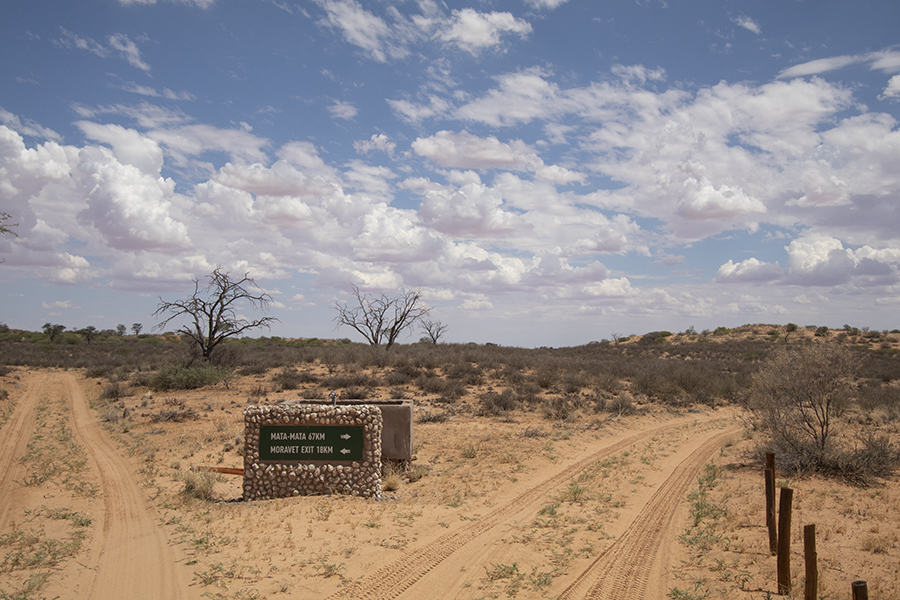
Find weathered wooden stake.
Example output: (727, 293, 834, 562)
(777, 487, 794, 595)
(851, 580, 869, 600)
(765, 468, 777, 554)
(804, 524, 817, 600)
(766, 451, 775, 473)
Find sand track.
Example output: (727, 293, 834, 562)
(329, 416, 737, 600)
(62, 372, 190, 600)
(0, 372, 189, 599)
(0, 372, 45, 530)
(557, 427, 739, 600)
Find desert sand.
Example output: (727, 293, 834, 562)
(0, 367, 897, 599)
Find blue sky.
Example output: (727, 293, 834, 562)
(1, 0, 900, 347)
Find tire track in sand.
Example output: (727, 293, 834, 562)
(557, 427, 740, 600)
(0, 372, 47, 529)
(63, 372, 189, 600)
(327, 416, 733, 600)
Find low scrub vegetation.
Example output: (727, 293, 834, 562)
(2, 323, 899, 483)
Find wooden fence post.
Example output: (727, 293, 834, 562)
(766, 468, 777, 554)
(804, 524, 817, 600)
(851, 580, 868, 600)
(777, 487, 794, 595)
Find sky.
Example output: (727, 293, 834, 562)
(1, 0, 900, 347)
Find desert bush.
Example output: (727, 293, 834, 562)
(416, 374, 466, 399)
(417, 410, 450, 424)
(382, 461, 403, 492)
(149, 364, 229, 391)
(299, 387, 324, 400)
(856, 383, 900, 418)
(743, 344, 891, 479)
(99, 381, 133, 401)
(562, 372, 587, 394)
(151, 408, 200, 423)
(533, 366, 559, 389)
(444, 362, 483, 385)
(341, 386, 371, 400)
(592, 371, 622, 394)
(639, 331, 672, 345)
(272, 367, 307, 390)
(321, 372, 378, 389)
(541, 395, 573, 421)
(478, 389, 519, 416)
(180, 469, 218, 501)
(129, 371, 154, 387)
(747, 344, 857, 451)
(607, 392, 637, 416)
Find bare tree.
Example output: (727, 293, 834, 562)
(333, 285, 430, 350)
(420, 318, 448, 344)
(153, 267, 279, 360)
(1, 211, 17, 264)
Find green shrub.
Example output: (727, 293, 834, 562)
(148, 364, 229, 391)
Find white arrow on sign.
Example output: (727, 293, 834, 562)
(340, 448, 351, 455)
(340, 433, 351, 440)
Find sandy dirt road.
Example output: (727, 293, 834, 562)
(0, 371, 191, 599)
(0, 371, 43, 531)
(62, 372, 192, 600)
(328, 415, 739, 600)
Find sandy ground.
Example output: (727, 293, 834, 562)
(0, 368, 897, 599)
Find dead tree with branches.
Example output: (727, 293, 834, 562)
(333, 285, 430, 350)
(153, 267, 279, 361)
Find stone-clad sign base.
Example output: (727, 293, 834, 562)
(243, 404, 383, 500)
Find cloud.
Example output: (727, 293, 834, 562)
(116, 82, 196, 101)
(437, 9, 532, 55)
(147, 124, 270, 166)
(417, 180, 526, 238)
(354, 133, 396, 157)
(0, 108, 61, 141)
(387, 95, 451, 123)
(524, 0, 570, 8)
(777, 48, 900, 79)
(117, 0, 216, 8)
(716, 258, 783, 283)
(75, 148, 191, 252)
(882, 74, 900, 99)
(733, 16, 761, 35)
(716, 235, 900, 288)
(676, 170, 766, 221)
(412, 130, 538, 170)
(42, 300, 75, 309)
(72, 101, 190, 129)
(314, 1, 532, 62)
(76, 122, 164, 175)
(315, 0, 409, 63)
(55, 29, 152, 72)
(328, 100, 358, 120)
(108, 33, 151, 72)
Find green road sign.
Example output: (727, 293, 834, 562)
(259, 425, 364, 462)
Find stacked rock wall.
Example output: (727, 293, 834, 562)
(243, 404, 382, 500)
